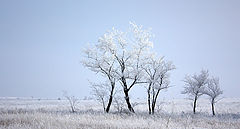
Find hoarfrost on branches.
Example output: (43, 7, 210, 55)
(203, 77, 223, 115)
(82, 22, 174, 113)
(182, 69, 209, 114)
(142, 55, 175, 114)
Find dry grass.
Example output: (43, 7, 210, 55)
(0, 98, 240, 129)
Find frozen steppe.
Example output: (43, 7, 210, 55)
(0, 97, 239, 129)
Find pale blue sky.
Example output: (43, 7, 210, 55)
(0, 0, 240, 99)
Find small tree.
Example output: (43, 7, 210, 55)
(63, 91, 78, 113)
(143, 56, 175, 114)
(182, 70, 209, 114)
(113, 95, 125, 113)
(203, 77, 223, 116)
(90, 81, 117, 112)
(90, 82, 107, 112)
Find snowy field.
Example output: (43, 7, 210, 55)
(0, 97, 240, 129)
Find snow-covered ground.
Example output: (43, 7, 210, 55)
(0, 97, 239, 129)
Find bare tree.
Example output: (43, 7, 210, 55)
(63, 91, 78, 113)
(113, 95, 126, 113)
(90, 82, 108, 112)
(90, 81, 119, 112)
(143, 56, 175, 114)
(182, 70, 209, 114)
(203, 77, 223, 116)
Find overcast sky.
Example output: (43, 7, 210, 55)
(0, 0, 240, 99)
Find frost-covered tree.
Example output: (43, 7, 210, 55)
(203, 77, 223, 116)
(182, 70, 209, 114)
(95, 22, 154, 113)
(142, 55, 175, 114)
(82, 41, 116, 113)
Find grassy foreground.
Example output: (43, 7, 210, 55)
(0, 98, 239, 129)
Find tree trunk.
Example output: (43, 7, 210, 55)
(71, 106, 75, 113)
(105, 83, 115, 113)
(124, 89, 135, 113)
(121, 74, 135, 113)
(151, 95, 156, 115)
(193, 96, 197, 114)
(101, 97, 106, 112)
(211, 100, 215, 116)
(151, 88, 161, 115)
(151, 97, 157, 115)
(147, 83, 152, 114)
(152, 101, 155, 114)
(151, 77, 163, 115)
(105, 95, 113, 113)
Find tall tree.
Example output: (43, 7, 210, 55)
(182, 70, 209, 114)
(86, 22, 154, 113)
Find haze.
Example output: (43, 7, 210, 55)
(0, 0, 240, 99)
